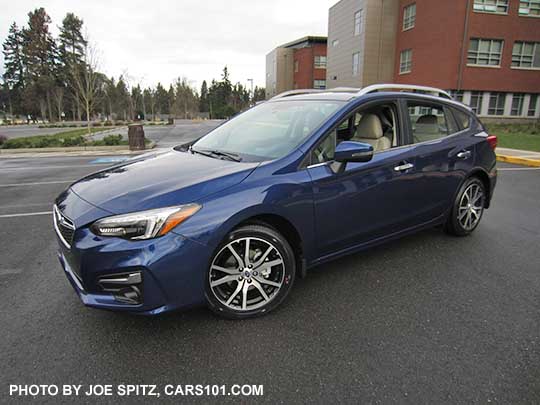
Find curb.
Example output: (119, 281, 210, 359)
(496, 154, 540, 167)
(0, 141, 156, 158)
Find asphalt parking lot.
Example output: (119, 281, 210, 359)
(0, 125, 79, 139)
(0, 126, 539, 403)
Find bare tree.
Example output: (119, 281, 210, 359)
(70, 39, 101, 134)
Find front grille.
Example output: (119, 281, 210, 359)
(53, 205, 75, 249)
(58, 223, 74, 245)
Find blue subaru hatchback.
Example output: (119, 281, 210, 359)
(54, 84, 497, 318)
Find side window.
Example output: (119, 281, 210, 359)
(407, 101, 458, 143)
(451, 108, 471, 131)
(310, 103, 398, 165)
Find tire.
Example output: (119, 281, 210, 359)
(445, 177, 486, 236)
(204, 224, 296, 319)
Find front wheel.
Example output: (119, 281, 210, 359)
(205, 224, 296, 319)
(445, 177, 486, 236)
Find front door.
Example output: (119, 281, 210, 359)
(306, 101, 427, 258)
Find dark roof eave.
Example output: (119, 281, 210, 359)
(279, 36, 328, 49)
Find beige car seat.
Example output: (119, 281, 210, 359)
(353, 114, 391, 151)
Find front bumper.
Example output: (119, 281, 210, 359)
(56, 222, 211, 315)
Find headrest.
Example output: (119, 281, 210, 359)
(356, 114, 383, 139)
(416, 114, 438, 125)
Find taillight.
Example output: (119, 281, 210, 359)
(487, 135, 497, 150)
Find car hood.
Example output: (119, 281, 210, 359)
(69, 150, 259, 214)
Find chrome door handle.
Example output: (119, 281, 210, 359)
(457, 150, 471, 159)
(394, 162, 414, 172)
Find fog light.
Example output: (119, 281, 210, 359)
(98, 272, 143, 305)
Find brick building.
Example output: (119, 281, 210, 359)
(265, 36, 327, 99)
(325, 0, 540, 120)
(394, 0, 540, 120)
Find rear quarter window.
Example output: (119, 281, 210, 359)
(451, 108, 472, 131)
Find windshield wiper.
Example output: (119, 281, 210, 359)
(191, 147, 242, 162)
(190, 147, 215, 159)
(206, 150, 242, 162)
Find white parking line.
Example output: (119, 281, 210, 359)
(0, 180, 75, 187)
(1, 164, 108, 171)
(0, 211, 52, 219)
(498, 167, 540, 171)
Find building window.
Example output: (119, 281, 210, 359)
(511, 94, 525, 116)
(512, 42, 540, 68)
(399, 49, 412, 74)
(449, 90, 464, 102)
(470, 91, 484, 114)
(332, 39, 339, 47)
(488, 92, 506, 115)
(468, 39, 503, 66)
(314, 55, 327, 69)
(354, 10, 363, 36)
(473, 0, 509, 13)
(403, 3, 416, 30)
(528, 94, 539, 116)
(352, 52, 360, 76)
(313, 80, 326, 90)
(294, 60, 299, 73)
(519, 0, 540, 16)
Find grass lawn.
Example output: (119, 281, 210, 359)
(486, 123, 540, 152)
(1, 127, 117, 149)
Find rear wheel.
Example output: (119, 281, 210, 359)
(205, 225, 296, 319)
(445, 177, 486, 236)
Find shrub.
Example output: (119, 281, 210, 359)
(91, 121, 103, 127)
(115, 120, 125, 126)
(103, 134, 123, 145)
(34, 137, 60, 148)
(0, 134, 7, 146)
(63, 136, 86, 147)
(104, 120, 113, 126)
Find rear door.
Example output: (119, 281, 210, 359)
(403, 98, 477, 218)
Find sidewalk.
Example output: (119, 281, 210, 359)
(496, 147, 540, 167)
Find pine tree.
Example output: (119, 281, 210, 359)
(253, 86, 266, 102)
(167, 84, 175, 117)
(2, 22, 25, 90)
(21, 8, 58, 120)
(59, 13, 87, 120)
(2, 22, 25, 116)
(154, 83, 168, 115)
(115, 76, 129, 120)
(199, 80, 209, 112)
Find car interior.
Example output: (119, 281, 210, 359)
(408, 104, 454, 143)
(311, 104, 397, 165)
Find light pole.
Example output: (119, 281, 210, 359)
(247, 78, 254, 103)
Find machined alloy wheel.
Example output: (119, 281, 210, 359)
(457, 183, 485, 231)
(205, 225, 295, 318)
(445, 177, 486, 236)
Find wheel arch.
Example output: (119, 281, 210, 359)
(467, 168, 492, 208)
(235, 214, 305, 278)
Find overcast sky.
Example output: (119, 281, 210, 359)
(1, 0, 337, 91)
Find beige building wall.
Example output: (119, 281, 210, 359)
(265, 48, 294, 98)
(326, 0, 398, 89)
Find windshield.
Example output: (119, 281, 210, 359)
(192, 100, 344, 162)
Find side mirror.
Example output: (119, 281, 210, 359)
(334, 141, 374, 163)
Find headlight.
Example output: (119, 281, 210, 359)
(90, 204, 201, 240)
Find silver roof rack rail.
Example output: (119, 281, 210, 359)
(357, 84, 451, 99)
(327, 87, 362, 93)
(270, 89, 322, 100)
